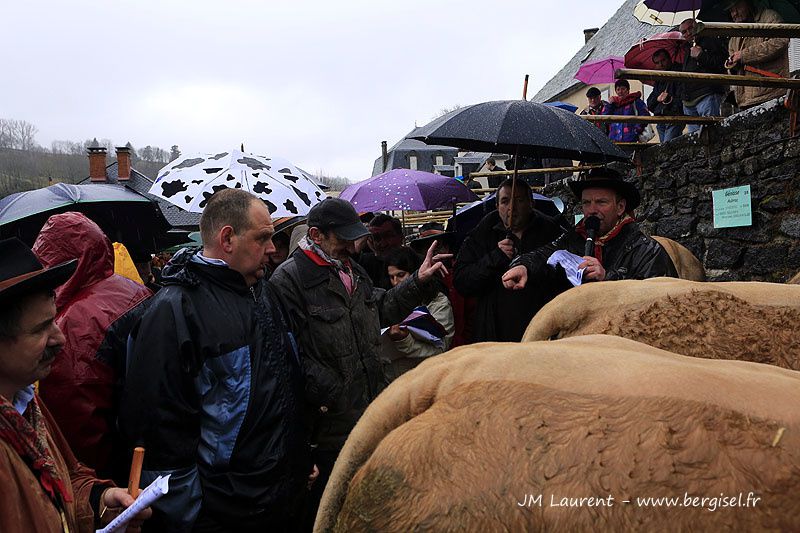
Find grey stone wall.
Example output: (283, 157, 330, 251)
(544, 98, 800, 282)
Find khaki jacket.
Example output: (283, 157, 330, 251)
(728, 8, 790, 108)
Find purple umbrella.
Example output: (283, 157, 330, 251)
(574, 56, 626, 85)
(339, 169, 478, 212)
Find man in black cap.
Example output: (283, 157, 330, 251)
(269, 197, 450, 529)
(0, 237, 150, 532)
(580, 87, 609, 135)
(502, 169, 676, 292)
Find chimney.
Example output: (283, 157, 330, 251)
(381, 140, 388, 171)
(583, 28, 599, 43)
(116, 144, 132, 181)
(88, 138, 108, 182)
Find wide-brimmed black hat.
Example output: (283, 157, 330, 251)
(567, 168, 641, 211)
(0, 237, 77, 305)
(307, 198, 370, 241)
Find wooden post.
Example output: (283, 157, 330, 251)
(695, 21, 800, 38)
(128, 447, 145, 498)
(616, 68, 800, 89)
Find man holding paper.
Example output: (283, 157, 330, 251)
(502, 169, 676, 292)
(0, 237, 150, 533)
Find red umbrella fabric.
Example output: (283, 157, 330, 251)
(624, 31, 688, 71)
(574, 56, 626, 85)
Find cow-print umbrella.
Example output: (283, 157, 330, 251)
(149, 149, 327, 217)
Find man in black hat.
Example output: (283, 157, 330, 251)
(270, 197, 450, 529)
(502, 169, 676, 292)
(0, 237, 150, 532)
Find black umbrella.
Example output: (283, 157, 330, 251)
(0, 183, 187, 253)
(410, 100, 629, 163)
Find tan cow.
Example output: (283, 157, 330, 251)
(522, 278, 800, 370)
(316, 335, 800, 532)
(651, 236, 705, 281)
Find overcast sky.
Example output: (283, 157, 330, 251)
(1, 0, 625, 182)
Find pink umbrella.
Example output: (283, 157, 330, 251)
(624, 31, 688, 71)
(574, 56, 626, 85)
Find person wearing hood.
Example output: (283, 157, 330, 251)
(119, 189, 313, 532)
(31, 212, 152, 483)
(603, 79, 651, 142)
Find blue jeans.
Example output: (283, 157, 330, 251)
(657, 123, 684, 142)
(683, 92, 723, 134)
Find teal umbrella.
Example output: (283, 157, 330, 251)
(0, 183, 186, 252)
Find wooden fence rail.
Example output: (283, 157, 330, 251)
(615, 68, 800, 89)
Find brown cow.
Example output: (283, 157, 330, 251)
(522, 278, 800, 370)
(316, 335, 800, 532)
(651, 236, 705, 281)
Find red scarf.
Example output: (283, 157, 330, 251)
(575, 214, 635, 263)
(610, 91, 642, 107)
(0, 394, 72, 509)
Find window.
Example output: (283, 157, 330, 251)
(409, 154, 418, 170)
(435, 155, 444, 166)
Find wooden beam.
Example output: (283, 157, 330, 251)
(581, 115, 722, 124)
(695, 22, 800, 38)
(469, 164, 602, 178)
(615, 68, 800, 89)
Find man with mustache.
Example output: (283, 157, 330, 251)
(0, 237, 150, 532)
(270, 197, 451, 529)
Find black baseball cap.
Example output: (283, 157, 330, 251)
(586, 87, 601, 98)
(307, 198, 370, 241)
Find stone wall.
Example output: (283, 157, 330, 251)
(544, 98, 800, 282)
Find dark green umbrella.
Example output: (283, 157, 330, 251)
(0, 183, 188, 253)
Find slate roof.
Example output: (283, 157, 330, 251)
(371, 133, 459, 176)
(79, 162, 201, 229)
(532, 0, 670, 103)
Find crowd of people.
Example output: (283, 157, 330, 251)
(0, 166, 681, 532)
(580, 1, 790, 144)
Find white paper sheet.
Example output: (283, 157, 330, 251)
(547, 250, 586, 286)
(96, 474, 170, 533)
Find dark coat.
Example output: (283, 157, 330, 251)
(120, 249, 310, 530)
(270, 248, 438, 452)
(647, 64, 685, 116)
(682, 35, 728, 101)
(515, 222, 678, 293)
(453, 210, 565, 342)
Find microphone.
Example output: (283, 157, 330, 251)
(584, 216, 600, 257)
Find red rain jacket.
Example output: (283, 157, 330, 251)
(32, 212, 151, 478)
